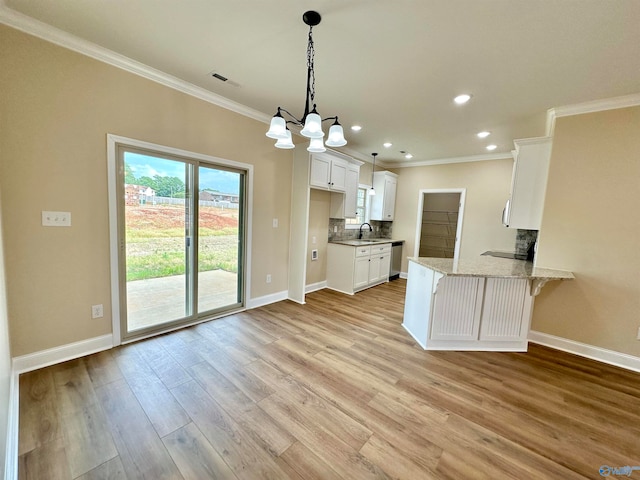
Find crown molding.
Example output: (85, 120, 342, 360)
(0, 4, 271, 124)
(379, 151, 513, 169)
(546, 92, 640, 136)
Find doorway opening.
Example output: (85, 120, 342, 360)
(414, 189, 465, 259)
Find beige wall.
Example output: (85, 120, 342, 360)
(533, 107, 640, 356)
(306, 190, 330, 286)
(392, 159, 518, 271)
(359, 161, 373, 186)
(0, 25, 293, 356)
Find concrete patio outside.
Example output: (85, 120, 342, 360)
(126, 269, 238, 331)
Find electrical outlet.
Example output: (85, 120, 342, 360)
(272, 218, 278, 228)
(91, 304, 104, 319)
(266, 274, 272, 284)
(637, 326, 640, 340)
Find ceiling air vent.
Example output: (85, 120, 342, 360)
(208, 70, 239, 87)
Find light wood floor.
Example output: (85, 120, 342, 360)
(18, 280, 640, 479)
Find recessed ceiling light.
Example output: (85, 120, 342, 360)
(454, 94, 472, 105)
(486, 144, 497, 151)
(477, 131, 491, 138)
(383, 142, 392, 148)
(405, 153, 413, 159)
(351, 125, 362, 132)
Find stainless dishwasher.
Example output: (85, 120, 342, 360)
(389, 241, 404, 280)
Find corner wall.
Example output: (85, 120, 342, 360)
(533, 106, 640, 357)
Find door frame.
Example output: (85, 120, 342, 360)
(413, 188, 466, 260)
(107, 134, 254, 346)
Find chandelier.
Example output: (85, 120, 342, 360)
(265, 11, 347, 152)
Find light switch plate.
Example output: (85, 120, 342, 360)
(42, 211, 71, 227)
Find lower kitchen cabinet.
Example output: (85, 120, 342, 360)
(327, 243, 391, 294)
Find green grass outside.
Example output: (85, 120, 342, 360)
(126, 245, 238, 282)
(126, 227, 238, 241)
(126, 227, 240, 282)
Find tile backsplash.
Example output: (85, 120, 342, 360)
(515, 229, 538, 256)
(328, 219, 393, 242)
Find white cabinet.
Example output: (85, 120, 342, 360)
(310, 152, 347, 192)
(330, 163, 360, 219)
(327, 242, 391, 294)
(370, 171, 398, 221)
(354, 255, 370, 290)
(402, 261, 534, 351)
(368, 244, 392, 284)
(504, 137, 552, 230)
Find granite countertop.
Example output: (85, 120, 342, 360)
(408, 256, 574, 280)
(330, 238, 399, 246)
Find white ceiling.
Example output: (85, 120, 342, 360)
(3, 0, 640, 164)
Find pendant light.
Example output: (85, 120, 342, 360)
(265, 11, 347, 152)
(368, 153, 377, 196)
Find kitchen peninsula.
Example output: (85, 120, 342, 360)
(403, 256, 573, 351)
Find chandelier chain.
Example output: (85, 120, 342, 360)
(307, 27, 315, 104)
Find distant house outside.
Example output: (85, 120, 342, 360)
(124, 184, 156, 205)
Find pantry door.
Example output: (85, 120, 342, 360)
(110, 138, 247, 342)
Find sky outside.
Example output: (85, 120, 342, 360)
(125, 152, 240, 194)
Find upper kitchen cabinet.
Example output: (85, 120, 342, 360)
(370, 171, 398, 221)
(504, 137, 552, 230)
(330, 163, 360, 218)
(310, 151, 348, 192)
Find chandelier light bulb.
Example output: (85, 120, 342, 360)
(274, 129, 295, 149)
(307, 137, 326, 153)
(325, 121, 347, 147)
(266, 114, 287, 139)
(300, 110, 324, 139)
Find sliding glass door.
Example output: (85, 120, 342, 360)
(197, 164, 244, 313)
(117, 146, 244, 340)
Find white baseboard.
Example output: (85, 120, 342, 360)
(305, 281, 326, 294)
(400, 271, 408, 279)
(246, 290, 288, 310)
(528, 330, 640, 373)
(12, 334, 114, 374)
(4, 370, 19, 480)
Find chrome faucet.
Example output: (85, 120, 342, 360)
(358, 222, 373, 239)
